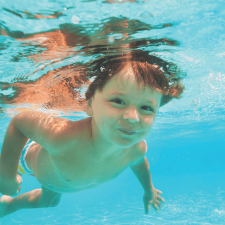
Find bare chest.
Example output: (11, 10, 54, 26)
(53, 150, 131, 186)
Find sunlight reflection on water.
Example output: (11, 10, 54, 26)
(0, 0, 225, 224)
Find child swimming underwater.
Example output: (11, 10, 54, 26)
(0, 51, 184, 217)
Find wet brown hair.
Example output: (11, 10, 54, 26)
(85, 50, 186, 107)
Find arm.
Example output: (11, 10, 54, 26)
(130, 156, 164, 214)
(0, 114, 29, 195)
(130, 156, 154, 195)
(0, 111, 73, 195)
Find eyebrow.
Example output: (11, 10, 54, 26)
(145, 100, 157, 106)
(108, 91, 125, 96)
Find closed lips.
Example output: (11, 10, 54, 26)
(119, 129, 137, 135)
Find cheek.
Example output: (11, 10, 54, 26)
(143, 116, 154, 126)
(96, 107, 119, 126)
(118, 119, 122, 126)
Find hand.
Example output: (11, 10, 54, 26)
(0, 174, 23, 196)
(143, 188, 165, 214)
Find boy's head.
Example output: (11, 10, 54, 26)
(85, 50, 185, 107)
(84, 51, 186, 147)
(86, 62, 162, 147)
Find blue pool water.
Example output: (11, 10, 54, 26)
(0, 0, 225, 224)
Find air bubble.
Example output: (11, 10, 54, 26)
(71, 15, 80, 24)
(108, 36, 114, 43)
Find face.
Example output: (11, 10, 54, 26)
(87, 63, 162, 148)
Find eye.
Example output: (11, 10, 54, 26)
(141, 105, 155, 113)
(111, 98, 125, 105)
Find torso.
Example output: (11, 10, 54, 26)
(25, 117, 142, 193)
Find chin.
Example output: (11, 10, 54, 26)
(114, 138, 137, 148)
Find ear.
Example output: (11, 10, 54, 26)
(86, 98, 93, 116)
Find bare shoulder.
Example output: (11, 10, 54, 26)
(50, 116, 90, 138)
(13, 111, 92, 155)
(128, 140, 147, 163)
(14, 111, 88, 138)
(47, 117, 92, 151)
(132, 139, 147, 154)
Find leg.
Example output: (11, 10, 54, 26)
(0, 186, 62, 218)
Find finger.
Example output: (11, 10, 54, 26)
(155, 200, 161, 209)
(156, 189, 162, 195)
(16, 174, 23, 184)
(157, 195, 165, 203)
(143, 198, 149, 215)
(144, 202, 149, 215)
(153, 202, 159, 212)
(17, 185, 21, 194)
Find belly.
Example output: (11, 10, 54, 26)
(26, 145, 129, 193)
(26, 145, 98, 192)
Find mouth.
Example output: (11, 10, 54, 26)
(119, 128, 137, 136)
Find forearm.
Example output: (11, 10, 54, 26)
(0, 116, 28, 179)
(130, 156, 154, 194)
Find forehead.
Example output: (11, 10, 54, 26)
(100, 63, 162, 104)
(103, 62, 145, 92)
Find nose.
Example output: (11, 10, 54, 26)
(123, 106, 139, 123)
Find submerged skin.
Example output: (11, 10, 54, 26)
(0, 63, 164, 217)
